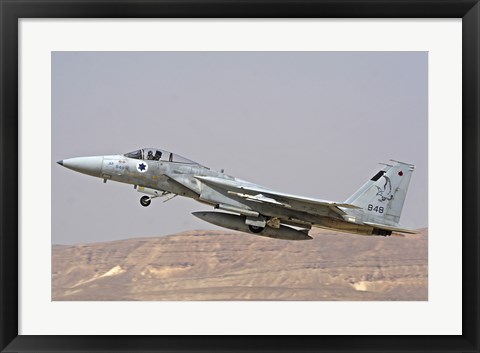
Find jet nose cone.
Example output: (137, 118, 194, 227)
(59, 156, 104, 178)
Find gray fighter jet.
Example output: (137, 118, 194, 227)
(57, 148, 417, 240)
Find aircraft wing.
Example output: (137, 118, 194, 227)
(195, 176, 361, 216)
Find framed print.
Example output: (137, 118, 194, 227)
(1, 0, 479, 352)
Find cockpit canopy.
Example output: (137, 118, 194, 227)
(124, 148, 199, 165)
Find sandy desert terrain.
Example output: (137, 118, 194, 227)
(52, 228, 427, 301)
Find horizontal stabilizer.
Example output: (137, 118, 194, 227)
(363, 222, 419, 234)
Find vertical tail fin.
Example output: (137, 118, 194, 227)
(345, 160, 415, 225)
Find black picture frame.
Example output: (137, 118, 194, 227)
(1, 1, 478, 352)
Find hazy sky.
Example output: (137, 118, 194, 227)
(52, 51, 428, 245)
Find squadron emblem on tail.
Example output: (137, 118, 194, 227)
(375, 175, 394, 202)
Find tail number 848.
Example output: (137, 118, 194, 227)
(367, 204, 384, 213)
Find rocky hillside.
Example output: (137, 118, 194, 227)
(52, 228, 428, 301)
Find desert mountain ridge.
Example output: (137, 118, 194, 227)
(52, 228, 428, 301)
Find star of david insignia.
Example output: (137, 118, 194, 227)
(137, 162, 148, 172)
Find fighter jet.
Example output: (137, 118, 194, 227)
(57, 148, 417, 241)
